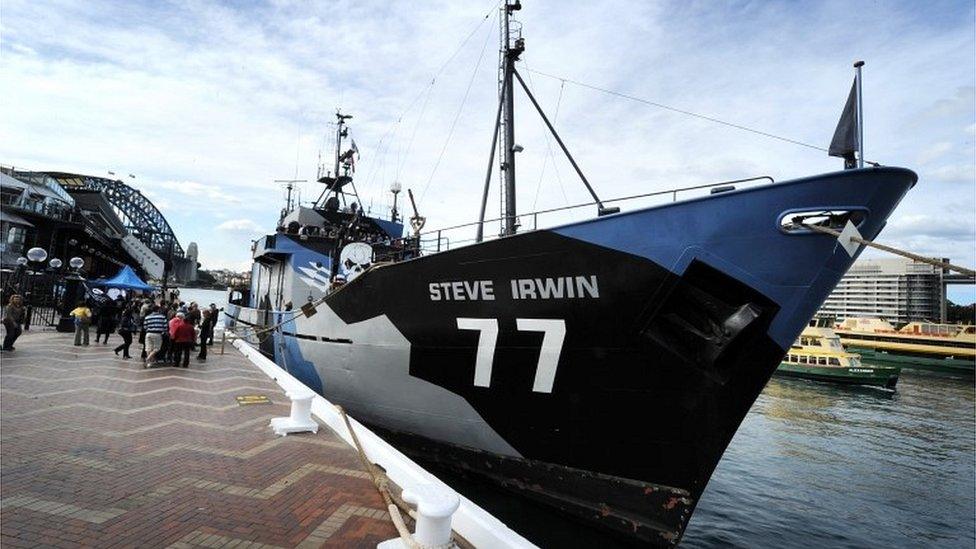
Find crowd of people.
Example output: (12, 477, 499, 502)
(68, 296, 221, 368)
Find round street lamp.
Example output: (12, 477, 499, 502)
(49, 258, 63, 269)
(16, 257, 28, 266)
(27, 247, 48, 263)
(57, 257, 87, 332)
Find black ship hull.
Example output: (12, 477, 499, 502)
(227, 167, 917, 545)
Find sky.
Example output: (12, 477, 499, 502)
(1, 0, 974, 302)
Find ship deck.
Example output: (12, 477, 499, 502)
(0, 330, 398, 548)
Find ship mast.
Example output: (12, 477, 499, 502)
(313, 111, 360, 209)
(500, 0, 523, 236)
(475, 1, 612, 243)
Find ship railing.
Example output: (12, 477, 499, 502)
(414, 175, 773, 254)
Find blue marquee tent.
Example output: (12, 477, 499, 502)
(91, 265, 156, 292)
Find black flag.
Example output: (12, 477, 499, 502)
(829, 79, 858, 168)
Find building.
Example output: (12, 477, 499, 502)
(819, 257, 947, 324)
(1, 166, 196, 285)
(201, 268, 250, 288)
(2, 165, 203, 331)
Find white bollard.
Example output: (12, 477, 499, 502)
(378, 483, 460, 548)
(269, 387, 319, 436)
(403, 483, 460, 547)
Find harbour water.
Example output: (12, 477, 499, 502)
(172, 288, 230, 330)
(419, 371, 975, 548)
(172, 287, 227, 310)
(684, 373, 975, 548)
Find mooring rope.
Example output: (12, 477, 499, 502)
(337, 405, 471, 549)
(800, 222, 976, 276)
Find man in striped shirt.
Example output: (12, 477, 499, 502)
(143, 306, 168, 368)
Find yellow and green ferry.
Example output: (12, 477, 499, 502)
(776, 318, 900, 389)
(834, 318, 975, 377)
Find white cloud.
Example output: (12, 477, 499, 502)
(885, 213, 976, 240)
(917, 141, 953, 165)
(216, 219, 264, 234)
(151, 180, 242, 204)
(0, 0, 973, 271)
(925, 163, 976, 184)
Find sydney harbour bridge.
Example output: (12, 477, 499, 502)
(1, 166, 198, 286)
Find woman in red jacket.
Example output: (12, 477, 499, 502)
(169, 312, 196, 368)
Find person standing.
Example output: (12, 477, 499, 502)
(186, 303, 201, 351)
(2, 294, 26, 351)
(207, 303, 220, 345)
(170, 312, 194, 368)
(95, 299, 116, 344)
(70, 301, 92, 346)
(143, 306, 168, 367)
(138, 299, 151, 359)
(114, 305, 137, 359)
(197, 309, 213, 361)
(160, 304, 177, 363)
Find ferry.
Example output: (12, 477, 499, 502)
(223, 3, 916, 545)
(776, 318, 900, 389)
(834, 318, 975, 377)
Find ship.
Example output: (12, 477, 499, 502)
(775, 317, 899, 389)
(834, 317, 975, 377)
(223, 3, 917, 545)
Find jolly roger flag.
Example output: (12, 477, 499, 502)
(829, 79, 859, 168)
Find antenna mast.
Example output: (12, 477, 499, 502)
(500, 0, 523, 236)
(275, 179, 306, 223)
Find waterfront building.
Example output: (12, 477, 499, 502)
(1, 165, 197, 328)
(202, 268, 251, 287)
(1, 166, 195, 283)
(819, 257, 947, 323)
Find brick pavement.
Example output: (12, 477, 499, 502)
(0, 330, 398, 548)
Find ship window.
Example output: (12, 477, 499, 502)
(800, 337, 808, 346)
(829, 357, 841, 365)
(818, 357, 827, 365)
(799, 356, 808, 364)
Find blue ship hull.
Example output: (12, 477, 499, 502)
(228, 166, 916, 545)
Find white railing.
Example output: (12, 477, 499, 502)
(415, 175, 774, 254)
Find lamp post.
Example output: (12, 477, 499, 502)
(57, 256, 87, 332)
(15, 256, 27, 287)
(22, 247, 47, 331)
(11, 256, 28, 301)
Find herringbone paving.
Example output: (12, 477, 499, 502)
(0, 330, 397, 548)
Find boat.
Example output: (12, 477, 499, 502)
(223, 3, 916, 545)
(775, 318, 899, 389)
(834, 317, 975, 377)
